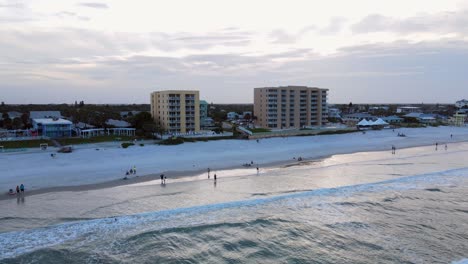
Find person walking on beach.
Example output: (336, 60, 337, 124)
(207, 168, 211, 179)
(435, 142, 438, 151)
(214, 174, 217, 181)
(20, 184, 24, 193)
(445, 144, 448, 151)
(16, 185, 20, 194)
(391, 145, 395, 155)
(160, 174, 164, 184)
(256, 165, 259, 174)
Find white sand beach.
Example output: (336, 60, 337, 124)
(1, 126, 468, 192)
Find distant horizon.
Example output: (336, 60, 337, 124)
(0, 101, 461, 106)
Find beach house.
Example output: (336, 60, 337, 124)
(32, 118, 72, 138)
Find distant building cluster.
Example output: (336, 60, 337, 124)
(1, 87, 466, 141)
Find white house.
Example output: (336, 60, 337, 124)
(32, 118, 72, 138)
(227, 112, 239, 120)
(455, 99, 468, 108)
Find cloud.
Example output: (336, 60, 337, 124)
(78, 2, 109, 9)
(352, 10, 468, 35)
(319, 17, 347, 34)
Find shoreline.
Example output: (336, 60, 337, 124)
(2, 138, 467, 200)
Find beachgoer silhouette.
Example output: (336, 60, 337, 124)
(214, 174, 217, 181)
(445, 144, 447, 150)
(16, 185, 19, 194)
(208, 168, 211, 179)
(160, 174, 164, 184)
(20, 184, 24, 193)
(451, 134, 453, 139)
(435, 142, 438, 151)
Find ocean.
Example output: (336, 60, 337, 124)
(1, 168, 467, 263)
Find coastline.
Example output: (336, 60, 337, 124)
(2, 136, 468, 200)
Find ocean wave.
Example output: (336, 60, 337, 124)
(1, 167, 467, 260)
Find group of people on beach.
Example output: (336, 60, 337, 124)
(8, 184, 25, 196)
(207, 168, 218, 181)
(123, 166, 137, 180)
(126, 166, 137, 175)
(160, 174, 167, 184)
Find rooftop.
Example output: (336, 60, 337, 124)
(32, 118, 72, 125)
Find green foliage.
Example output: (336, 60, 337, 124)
(316, 130, 357, 135)
(121, 142, 135, 148)
(57, 135, 137, 145)
(247, 128, 271, 133)
(0, 139, 52, 149)
(159, 136, 234, 145)
(159, 137, 185, 145)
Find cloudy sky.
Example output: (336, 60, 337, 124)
(1, 0, 468, 104)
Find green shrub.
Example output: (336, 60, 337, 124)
(121, 142, 135, 148)
(159, 137, 185, 145)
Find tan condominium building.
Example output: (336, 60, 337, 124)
(254, 86, 328, 129)
(150, 90, 200, 134)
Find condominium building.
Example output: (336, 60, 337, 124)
(254, 86, 328, 129)
(150, 90, 200, 134)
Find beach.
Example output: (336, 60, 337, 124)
(0, 136, 467, 262)
(1, 126, 468, 194)
(1, 126, 468, 262)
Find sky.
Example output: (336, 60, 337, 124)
(1, 0, 468, 104)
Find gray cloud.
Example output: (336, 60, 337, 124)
(1, 24, 467, 104)
(352, 10, 468, 35)
(78, 2, 109, 9)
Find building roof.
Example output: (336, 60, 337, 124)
(404, 112, 424, 118)
(30, 111, 62, 119)
(7, 111, 23, 119)
(32, 118, 72, 125)
(382, 115, 403, 121)
(105, 119, 131, 128)
(73, 122, 95, 129)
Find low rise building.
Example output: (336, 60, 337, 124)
(227, 112, 240, 120)
(455, 99, 468, 109)
(396, 106, 421, 114)
(32, 118, 72, 138)
(382, 115, 404, 124)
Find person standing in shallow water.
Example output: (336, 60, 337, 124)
(207, 168, 210, 179)
(16, 185, 20, 194)
(20, 184, 24, 193)
(214, 174, 217, 181)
